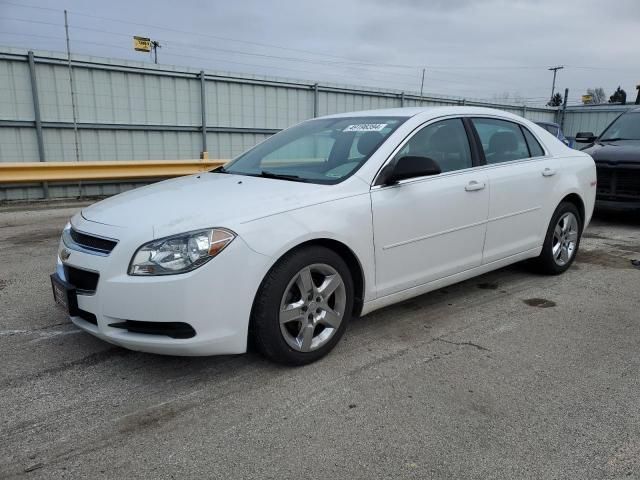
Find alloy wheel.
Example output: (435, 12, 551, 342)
(552, 212, 579, 266)
(279, 263, 347, 352)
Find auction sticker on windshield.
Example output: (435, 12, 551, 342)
(343, 123, 387, 132)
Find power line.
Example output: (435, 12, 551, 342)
(0, 15, 550, 91)
(4, 4, 634, 105)
(0, 28, 584, 105)
(1, 15, 424, 79)
(0, 31, 557, 104)
(0, 0, 59, 12)
(0, 31, 424, 91)
(2, 0, 639, 76)
(0, 0, 422, 69)
(2, 16, 436, 85)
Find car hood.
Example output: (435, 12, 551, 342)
(582, 140, 640, 164)
(81, 173, 352, 238)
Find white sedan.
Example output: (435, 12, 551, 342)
(51, 107, 596, 364)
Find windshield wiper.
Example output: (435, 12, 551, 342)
(211, 165, 229, 174)
(600, 137, 634, 142)
(259, 170, 308, 182)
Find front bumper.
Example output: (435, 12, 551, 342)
(55, 215, 271, 356)
(595, 199, 640, 211)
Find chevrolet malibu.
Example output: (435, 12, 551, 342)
(51, 107, 596, 365)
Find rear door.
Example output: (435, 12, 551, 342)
(469, 117, 557, 264)
(371, 117, 489, 297)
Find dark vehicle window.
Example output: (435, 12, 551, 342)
(395, 118, 472, 173)
(223, 116, 406, 184)
(522, 127, 545, 157)
(600, 112, 640, 141)
(471, 118, 529, 164)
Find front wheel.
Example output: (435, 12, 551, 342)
(251, 246, 354, 365)
(531, 202, 582, 275)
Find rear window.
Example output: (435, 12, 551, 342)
(522, 127, 545, 157)
(471, 118, 529, 164)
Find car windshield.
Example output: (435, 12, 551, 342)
(221, 116, 407, 184)
(600, 112, 640, 141)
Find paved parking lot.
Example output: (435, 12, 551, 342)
(1, 201, 639, 479)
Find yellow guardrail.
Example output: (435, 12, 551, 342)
(0, 160, 226, 183)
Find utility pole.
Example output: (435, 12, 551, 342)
(560, 87, 569, 130)
(64, 10, 82, 198)
(420, 68, 425, 98)
(151, 41, 161, 64)
(548, 66, 564, 104)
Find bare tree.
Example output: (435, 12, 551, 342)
(586, 87, 607, 104)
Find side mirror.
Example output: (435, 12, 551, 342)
(575, 131, 597, 143)
(384, 156, 441, 185)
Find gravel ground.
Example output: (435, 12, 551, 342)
(0, 201, 639, 479)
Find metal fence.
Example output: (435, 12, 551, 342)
(0, 45, 627, 201)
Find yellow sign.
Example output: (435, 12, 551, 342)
(581, 94, 593, 104)
(133, 36, 151, 52)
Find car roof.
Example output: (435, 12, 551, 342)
(316, 106, 530, 122)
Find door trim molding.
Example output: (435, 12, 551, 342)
(382, 219, 487, 250)
(488, 206, 541, 223)
(381, 206, 541, 251)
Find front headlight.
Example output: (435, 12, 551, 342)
(128, 228, 236, 276)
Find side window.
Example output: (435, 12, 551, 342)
(522, 127, 545, 157)
(471, 118, 530, 164)
(396, 118, 472, 173)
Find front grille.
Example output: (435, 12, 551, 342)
(108, 320, 196, 339)
(64, 266, 99, 293)
(70, 228, 117, 254)
(595, 167, 613, 195)
(596, 163, 640, 200)
(617, 172, 640, 196)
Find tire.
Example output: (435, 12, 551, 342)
(531, 201, 582, 275)
(251, 246, 354, 365)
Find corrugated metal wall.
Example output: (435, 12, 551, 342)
(2, 45, 603, 201)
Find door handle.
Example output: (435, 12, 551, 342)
(465, 180, 486, 192)
(542, 167, 557, 177)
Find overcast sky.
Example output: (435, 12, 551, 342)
(1, 0, 638, 106)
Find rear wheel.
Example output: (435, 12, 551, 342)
(532, 202, 582, 274)
(251, 246, 354, 365)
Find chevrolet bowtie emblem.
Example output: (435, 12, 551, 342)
(60, 248, 71, 261)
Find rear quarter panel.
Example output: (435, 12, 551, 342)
(547, 151, 596, 228)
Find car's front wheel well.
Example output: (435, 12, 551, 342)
(560, 193, 585, 229)
(271, 239, 365, 317)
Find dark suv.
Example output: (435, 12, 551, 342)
(577, 107, 640, 210)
